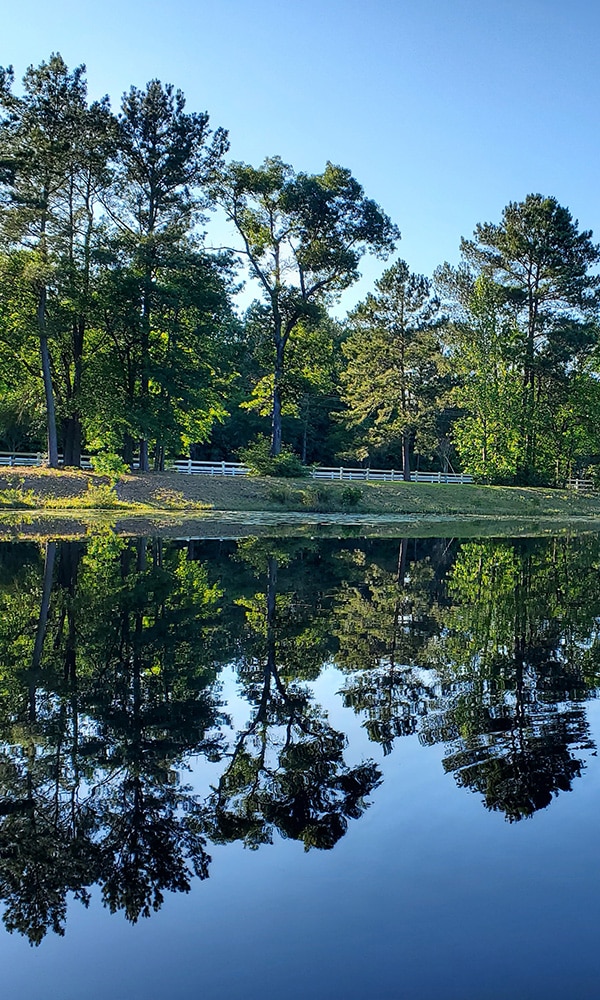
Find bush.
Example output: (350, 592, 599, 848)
(238, 436, 308, 478)
(0, 484, 36, 508)
(267, 485, 296, 506)
(90, 451, 129, 482)
(60, 483, 120, 509)
(300, 485, 328, 509)
(340, 486, 363, 509)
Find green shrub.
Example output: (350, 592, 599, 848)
(90, 452, 129, 482)
(52, 482, 120, 509)
(268, 485, 296, 506)
(299, 485, 333, 511)
(0, 485, 36, 508)
(238, 436, 308, 478)
(340, 486, 363, 509)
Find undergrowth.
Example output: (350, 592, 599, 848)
(0, 484, 37, 508)
(268, 483, 364, 512)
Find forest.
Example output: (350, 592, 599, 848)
(2, 54, 600, 486)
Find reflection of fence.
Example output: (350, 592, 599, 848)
(567, 478, 596, 492)
(0, 453, 474, 483)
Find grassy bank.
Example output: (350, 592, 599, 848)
(0, 467, 599, 519)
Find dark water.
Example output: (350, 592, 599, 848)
(1, 531, 600, 999)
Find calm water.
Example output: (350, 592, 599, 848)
(1, 531, 600, 999)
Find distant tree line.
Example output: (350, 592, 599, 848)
(2, 54, 600, 484)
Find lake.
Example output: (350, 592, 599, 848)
(1, 529, 600, 999)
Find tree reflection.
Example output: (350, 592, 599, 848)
(0, 536, 225, 941)
(0, 531, 599, 942)
(0, 536, 382, 941)
(333, 535, 600, 820)
(335, 539, 448, 753)
(420, 538, 600, 820)
(206, 552, 381, 850)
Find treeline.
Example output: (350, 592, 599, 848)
(1, 55, 600, 484)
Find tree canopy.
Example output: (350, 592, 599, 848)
(1, 55, 600, 487)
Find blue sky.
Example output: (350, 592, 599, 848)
(4, 0, 600, 310)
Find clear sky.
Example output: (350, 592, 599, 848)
(3, 0, 600, 310)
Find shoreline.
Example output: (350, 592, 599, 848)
(0, 467, 600, 524)
(1, 508, 600, 542)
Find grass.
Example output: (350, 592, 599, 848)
(0, 467, 599, 520)
(0, 481, 214, 513)
(262, 478, 600, 519)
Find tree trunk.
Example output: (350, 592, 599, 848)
(63, 417, 82, 468)
(38, 287, 59, 468)
(139, 438, 149, 473)
(139, 278, 151, 472)
(123, 433, 135, 467)
(301, 399, 309, 465)
(63, 317, 85, 467)
(402, 434, 411, 482)
(271, 339, 285, 457)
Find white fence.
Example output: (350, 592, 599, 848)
(0, 453, 473, 484)
(0, 453, 139, 470)
(171, 459, 250, 476)
(567, 478, 596, 492)
(311, 467, 473, 484)
(170, 459, 473, 483)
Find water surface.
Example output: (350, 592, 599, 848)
(0, 531, 599, 999)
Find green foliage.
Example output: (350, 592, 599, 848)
(61, 482, 121, 508)
(0, 484, 36, 508)
(340, 260, 448, 471)
(442, 195, 600, 485)
(214, 156, 398, 455)
(90, 452, 129, 482)
(340, 485, 363, 508)
(300, 485, 332, 510)
(238, 435, 308, 477)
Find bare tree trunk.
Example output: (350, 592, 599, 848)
(402, 434, 411, 482)
(139, 278, 151, 472)
(271, 339, 284, 457)
(38, 287, 59, 468)
(301, 398, 310, 465)
(63, 318, 85, 467)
